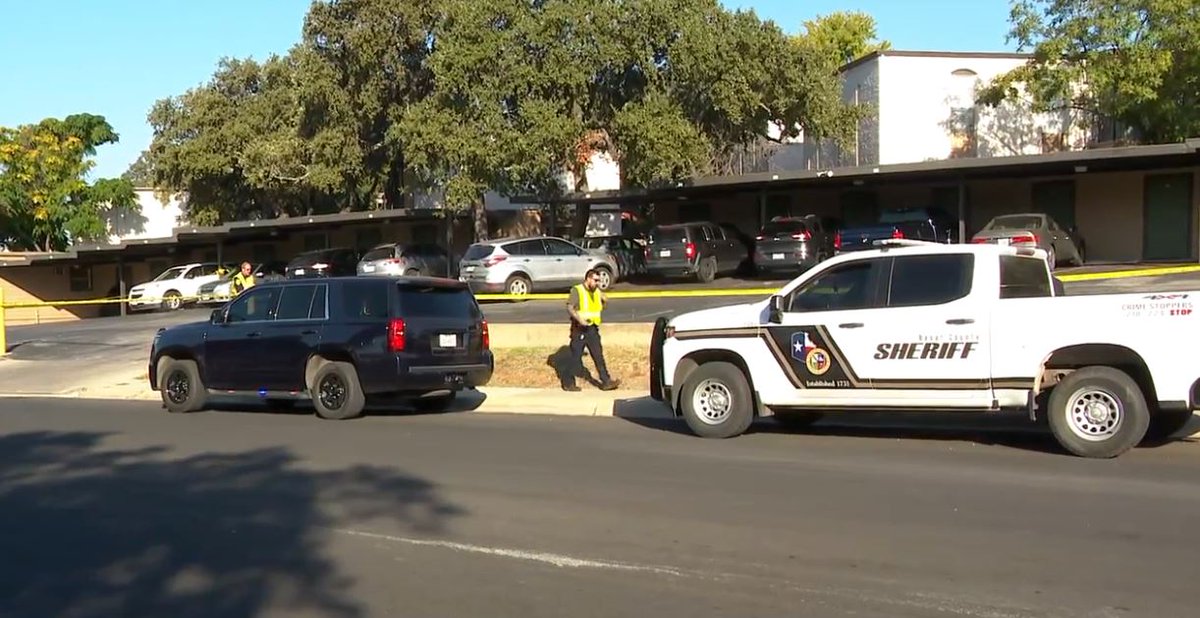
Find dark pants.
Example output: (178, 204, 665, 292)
(564, 323, 611, 387)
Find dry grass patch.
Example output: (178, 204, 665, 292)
(490, 344, 649, 388)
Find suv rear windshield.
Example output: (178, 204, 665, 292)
(761, 220, 807, 235)
(289, 250, 342, 267)
(362, 246, 396, 261)
(650, 228, 688, 244)
(463, 244, 494, 261)
(397, 285, 480, 319)
(999, 255, 1052, 298)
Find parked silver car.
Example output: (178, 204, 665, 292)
(971, 213, 1085, 270)
(357, 243, 453, 278)
(458, 236, 618, 296)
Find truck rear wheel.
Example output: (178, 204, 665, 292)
(679, 361, 754, 438)
(1047, 366, 1149, 458)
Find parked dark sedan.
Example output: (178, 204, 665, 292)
(149, 276, 493, 420)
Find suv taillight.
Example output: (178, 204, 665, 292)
(833, 232, 841, 250)
(891, 229, 905, 239)
(481, 320, 490, 349)
(684, 242, 696, 259)
(791, 231, 811, 241)
(388, 318, 406, 352)
(482, 254, 507, 268)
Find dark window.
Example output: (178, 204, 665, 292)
(543, 238, 579, 256)
(464, 244, 494, 260)
(787, 260, 881, 312)
(275, 284, 318, 320)
(397, 285, 480, 319)
(999, 255, 1052, 299)
(761, 220, 807, 235)
(227, 287, 281, 323)
(341, 280, 389, 319)
(887, 254, 974, 307)
(650, 227, 688, 244)
(310, 285, 328, 319)
(363, 246, 396, 261)
(506, 240, 546, 256)
(68, 265, 92, 292)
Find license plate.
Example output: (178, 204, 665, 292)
(362, 264, 375, 272)
(439, 333, 457, 348)
(659, 249, 670, 257)
(294, 268, 305, 275)
(772, 253, 784, 260)
(997, 238, 1010, 246)
(462, 265, 475, 272)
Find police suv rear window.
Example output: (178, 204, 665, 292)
(999, 255, 1052, 298)
(397, 285, 479, 319)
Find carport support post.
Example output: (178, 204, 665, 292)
(758, 190, 767, 228)
(957, 179, 967, 243)
(118, 257, 127, 317)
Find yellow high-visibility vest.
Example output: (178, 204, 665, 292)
(575, 284, 603, 325)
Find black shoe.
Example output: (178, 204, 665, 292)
(599, 379, 620, 391)
(561, 384, 581, 392)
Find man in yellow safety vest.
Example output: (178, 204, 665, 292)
(563, 268, 620, 392)
(230, 261, 256, 296)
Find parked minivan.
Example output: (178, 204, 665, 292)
(643, 222, 744, 283)
(458, 236, 618, 296)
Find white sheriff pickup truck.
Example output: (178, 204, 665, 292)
(648, 239, 1197, 458)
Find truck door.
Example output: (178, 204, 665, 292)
(762, 256, 893, 407)
(856, 252, 993, 407)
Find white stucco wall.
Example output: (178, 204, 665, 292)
(104, 189, 186, 244)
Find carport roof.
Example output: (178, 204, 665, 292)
(0, 207, 460, 267)
(513, 139, 1200, 206)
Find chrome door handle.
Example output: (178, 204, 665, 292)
(946, 318, 974, 325)
(838, 322, 864, 329)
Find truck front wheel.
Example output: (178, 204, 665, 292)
(1047, 366, 1149, 458)
(679, 361, 754, 438)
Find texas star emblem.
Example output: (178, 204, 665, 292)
(791, 331, 815, 361)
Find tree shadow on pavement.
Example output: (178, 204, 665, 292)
(0, 431, 465, 618)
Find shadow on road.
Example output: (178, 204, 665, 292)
(0, 430, 465, 617)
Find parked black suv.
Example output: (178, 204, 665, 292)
(286, 247, 360, 278)
(149, 276, 493, 419)
(752, 215, 838, 274)
(643, 221, 746, 283)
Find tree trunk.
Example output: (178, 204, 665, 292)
(472, 200, 488, 242)
(444, 214, 455, 277)
(384, 147, 405, 209)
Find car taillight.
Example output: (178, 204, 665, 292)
(482, 254, 507, 267)
(833, 232, 841, 249)
(684, 242, 696, 259)
(388, 318, 406, 352)
(481, 320, 490, 349)
(1011, 233, 1038, 244)
(971, 237, 988, 243)
(755, 234, 764, 240)
(791, 231, 811, 241)
(891, 229, 905, 239)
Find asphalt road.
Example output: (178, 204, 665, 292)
(0, 399, 1196, 617)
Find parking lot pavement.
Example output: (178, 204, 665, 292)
(1, 399, 1197, 617)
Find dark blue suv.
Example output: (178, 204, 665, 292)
(148, 276, 493, 419)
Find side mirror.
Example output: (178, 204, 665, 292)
(210, 309, 226, 325)
(767, 295, 784, 324)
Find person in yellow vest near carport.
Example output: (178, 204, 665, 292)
(563, 269, 620, 392)
(230, 261, 256, 296)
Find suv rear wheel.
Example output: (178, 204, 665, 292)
(311, 360, 366, 420)
(1046, 366, 1149, 458)
(694, 257, 717, 283)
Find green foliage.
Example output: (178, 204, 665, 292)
(796, 10, 892, 67)
(979, 0, 1200, 142)
(141, 0, 867, 233)
(0, 116, 131, 251)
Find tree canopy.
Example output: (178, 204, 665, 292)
(139, 0, 870, 236)
(0, 114, 136, 251)
(979, 0, 1200, 143)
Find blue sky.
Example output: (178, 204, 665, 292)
(0, 0, 1016, 181)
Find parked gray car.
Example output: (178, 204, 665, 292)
(971, 213, 1085, 270)
(357, 242, 453, 278)
(458, 236, 618, 296)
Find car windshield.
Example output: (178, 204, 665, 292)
(362, 247, 395, 261)
(989, 215, 1043, 230)
(650, 228, 687, 244)
(152, 266, 188, 282)
(463, 244, 495, 261)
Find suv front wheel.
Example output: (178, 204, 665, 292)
(311, 360, 366, 420)
(679, 361, 754, 438)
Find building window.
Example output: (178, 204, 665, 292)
(69, 265, 93, 293)
(304, 234, 326, 252)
